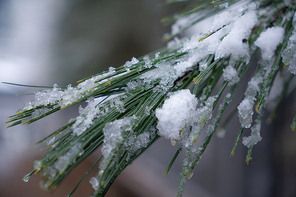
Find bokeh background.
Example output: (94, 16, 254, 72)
(0, 0, 295, 196)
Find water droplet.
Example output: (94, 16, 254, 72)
(23, 173, 31, 182)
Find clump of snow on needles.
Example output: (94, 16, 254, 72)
(255, 26, 285, 60)
(215, 9, 258, 64)
(223, 65, 240, 85)
(282, 12, 296, 74)
(156, 89, 198, 145)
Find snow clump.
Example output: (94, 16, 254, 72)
(237, 99, 254, 128)
(223, 65, 240, 85)
(156, 89, 198, 145)
(255, 26, 285, 61)
(215, 9, 258, 64)
(242, 122, 262, 147)
(237, 71, 264, 128)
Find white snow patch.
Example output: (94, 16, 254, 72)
(255, 26, 285, 60)
(156, 89, 198, 145)
(237, 98, 254, 128)
(215, 10, 258, 64)
(223, 65, 240, 85)
(101, 116, 137, 158)
(282, 12, 296, 74)
(242, 122, 262, 147)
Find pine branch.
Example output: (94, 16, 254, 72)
(5, 0, 296, 196)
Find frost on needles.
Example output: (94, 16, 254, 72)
(5, 0, 296, 197)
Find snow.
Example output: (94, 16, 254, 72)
(12, 1, 294, 191)
(144, 59, 153, 68)
(237, 71, 264, 128)
(244, 74, 263, 98)
(20, 84, 63, 111)
(167, 37, 182, 49)
(210, 9, 239, 32)
(60, 68, 129, 109)
(191, 96, 217, 139)
(34, 160, 42, 171)
(182, 32, 222, 54)
(72, 98, 102, 136)
(199, 61, 207, 72)
(46, 137, 55, 146)
(155, 52, 160, 59)
(282, 11, 296, 74)
(284, 0, 292, 6)
(288, 54, 296, 74)
(125, 130, 155, 161)
(223, 65, 240, 85)
(108, 67, 116, 73)
(255, 26, 285, 61)
(110, 97, 126, 113)
(156, 89, 198, 145)
(237, 98, 254, 128)
(197, 96, 216, 123)
(124, 57, 139, 68)
(171, 12, 199, 35)
(98, 116, 138, 174)
(140, 62, 179, 93)
(54, 143, 83, 174)
(242, 121, 262, 147)
(156, 89, 217, 146)
(215, 9, 258, 64)
(174, 60, 195, 76)
(101, 116, 137, 158)
(89, 177, 99, 190)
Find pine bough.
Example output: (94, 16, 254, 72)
(5, 0, 296, 196)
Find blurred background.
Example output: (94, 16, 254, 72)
(0, 0, 295, 196)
